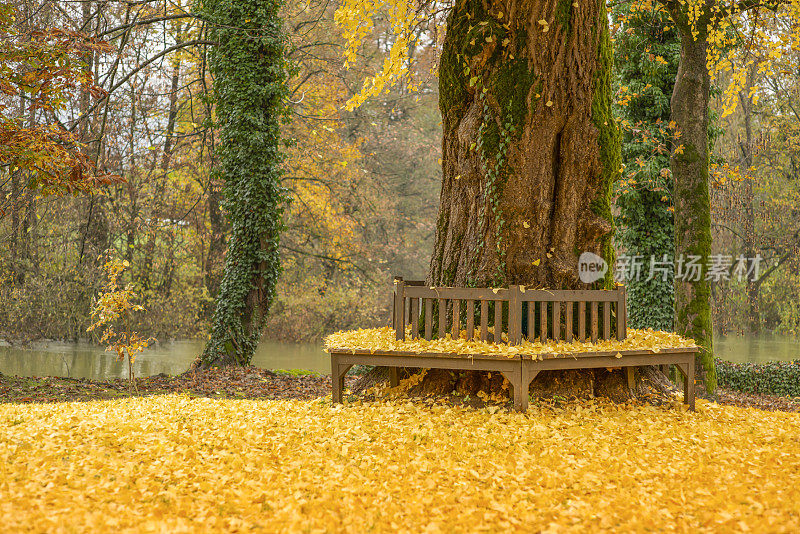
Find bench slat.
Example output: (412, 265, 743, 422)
(527, 302, 535, 342)
(553, 301, 561, 341)
(406, 285, 620, 302)
(578, 302, 586, 342)
(410, 297, 419, 339)
(405, 286, 509, 300)
(494, 301, 502, 343)
(603, 302, 611, 340)
(466, 300, 475, 340)
(481, 300, 489, 341)
(438, 298, 446, 339)
(424, 298, 433, 340)
(591, 301, 598, 343)
(617, 286, 627, 340)
(540, 302, 547, 343)
(565, 302, 573, 342)
(452, 299, 460, 339)
(518, 289, 620, 302)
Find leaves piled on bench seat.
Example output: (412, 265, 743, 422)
(2, 395, 799, 532)
(324, 327, 696, 358)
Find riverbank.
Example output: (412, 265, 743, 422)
(2, 366, 799, 413)
(0, 367, 347, 404)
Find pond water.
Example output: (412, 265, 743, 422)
(0, 339, 327, 380)
(0, 334, 798, 380)
(713, 334, 800, 365)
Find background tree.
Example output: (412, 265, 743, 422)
(0, 4, 115, 207)
(612, 5, 680, 331)
(655, 0, 800, 390)
(711, 12, 800, 335)
(198, 0, 288, 367)
(0, 0, 443, 345)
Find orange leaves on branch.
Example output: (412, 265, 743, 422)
(0, 5, 119, 195)
(0, 123, 122, 194)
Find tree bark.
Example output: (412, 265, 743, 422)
(431, 0, 618, 289)
(372, 0, 682, 403)
(667, 8, 716, 391)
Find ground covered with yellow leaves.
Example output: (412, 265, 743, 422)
(325, 327, 696, 358)
(2, 395, 799, 532)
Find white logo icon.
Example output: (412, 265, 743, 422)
(578, 252, 608, 284)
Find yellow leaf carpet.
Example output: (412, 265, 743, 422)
(2, 395, 799, 532)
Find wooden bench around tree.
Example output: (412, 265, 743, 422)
(329, 278, 698, 411)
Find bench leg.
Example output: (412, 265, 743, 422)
(520, 363, 539, 412)
(686, 360, 695, 411)
(675, 361, 696, 412)
(624, 367, 635, 391)
(500, 369, 526, 412)
(388, 367, 399, 387)
(331, 356, 353, 405)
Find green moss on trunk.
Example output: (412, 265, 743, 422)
(674, 141, 716, 391)
(590, 15, 620, 289)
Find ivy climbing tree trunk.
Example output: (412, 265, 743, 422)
(664, 4, 716, 392)
(612, 7, 679, 332)
(430, 0, 618, 290)
(198, 0, 288, 367)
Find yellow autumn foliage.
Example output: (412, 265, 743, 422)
(2, 395, 799, 532)
(325, 326, 696, 359)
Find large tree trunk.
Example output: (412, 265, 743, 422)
(668, 13, 716, 391)
(430, 0, 618, 289)
(355, 0, 685, 405)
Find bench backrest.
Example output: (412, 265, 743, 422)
(392, 278, 627, 345)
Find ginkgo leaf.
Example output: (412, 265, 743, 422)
(325, 327, 696, 359)
(3, 389, 798, 532)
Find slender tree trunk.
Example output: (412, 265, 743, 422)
(140, 27, 183, 291)
(431, 0, 618, 289)
(668, 15, 716, 391)
(738, 63, 760, 333)
(77, 0, 93, 142)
